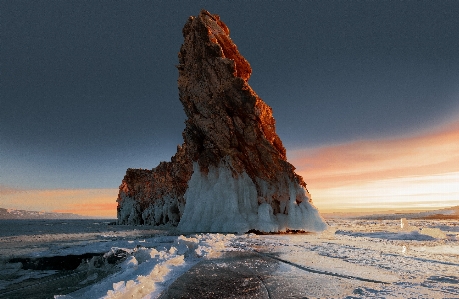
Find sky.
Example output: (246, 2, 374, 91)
(1, 1, 459, 217)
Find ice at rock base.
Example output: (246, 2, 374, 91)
(177, 162, 327, 234)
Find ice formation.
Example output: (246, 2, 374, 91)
(178, 162, 326, 233)
(116, 10, 326, 233)
(400, 218, 411, 230)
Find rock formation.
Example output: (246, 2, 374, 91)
(117, 10, 326, 233)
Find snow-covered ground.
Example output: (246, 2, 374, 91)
(0, 218, 457, 298)
(241, 218, 459, 298)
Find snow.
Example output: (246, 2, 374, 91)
(178, 161, 327, 233)
(420, 227, 448, 239)
(52, 233, 235, 299)
(231, 218, 459, 298)
(1, 216, 458, 298)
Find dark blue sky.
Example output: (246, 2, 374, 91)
(2, 1, 459, 190)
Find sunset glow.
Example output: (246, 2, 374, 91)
(290, 121, 459, 212)
(0, 188, 118, 218)
(2, 121, 458, 217)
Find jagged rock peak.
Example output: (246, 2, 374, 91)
(180, 10, 252, 81)
(116, 10, 326, 233)
(177, 10, 301, 187)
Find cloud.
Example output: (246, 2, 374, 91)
(53, 202, 117, 217)
(0, 188, 118, 217)
(314, 172, 459, 211)
(3, 121, 458, 215)
(0, 185, 24, 195)
(289, 121, 459, 211)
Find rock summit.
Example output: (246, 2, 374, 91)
(117, 10, 326, 233)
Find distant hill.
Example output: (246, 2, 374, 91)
(0, 208, 88, 219)
(322, 206, 459, 220)
(353, 206, 459, 220)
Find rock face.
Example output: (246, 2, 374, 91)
(117, 10, 326, 233)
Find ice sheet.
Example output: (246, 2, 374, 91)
(1, 218, 457, 298)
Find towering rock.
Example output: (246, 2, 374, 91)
(117, 10, 326, 233)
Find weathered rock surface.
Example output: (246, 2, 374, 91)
(117, 10, 326, 233)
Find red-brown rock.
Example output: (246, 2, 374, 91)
(117, 10, 326, 233)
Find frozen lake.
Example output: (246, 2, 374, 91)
(0, 218, 458, 298)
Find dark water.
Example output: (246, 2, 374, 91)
(0, 219, 116, 238)
(0, 219, 163, 299)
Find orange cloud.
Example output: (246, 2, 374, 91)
(289, 121, 459, 212)
(0, 185, 23, 196)
(290, 121, 459, 189)
(3, 121, 458, 216)
(1, 189, 119, 218)
(53, 202, 117, 217)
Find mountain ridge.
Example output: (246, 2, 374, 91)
(0, 207, 91, 220)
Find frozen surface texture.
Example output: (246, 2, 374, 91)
(117, 10, 326, 233)
(1, 218, 457, 298)
(228, 218, 459, 298)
